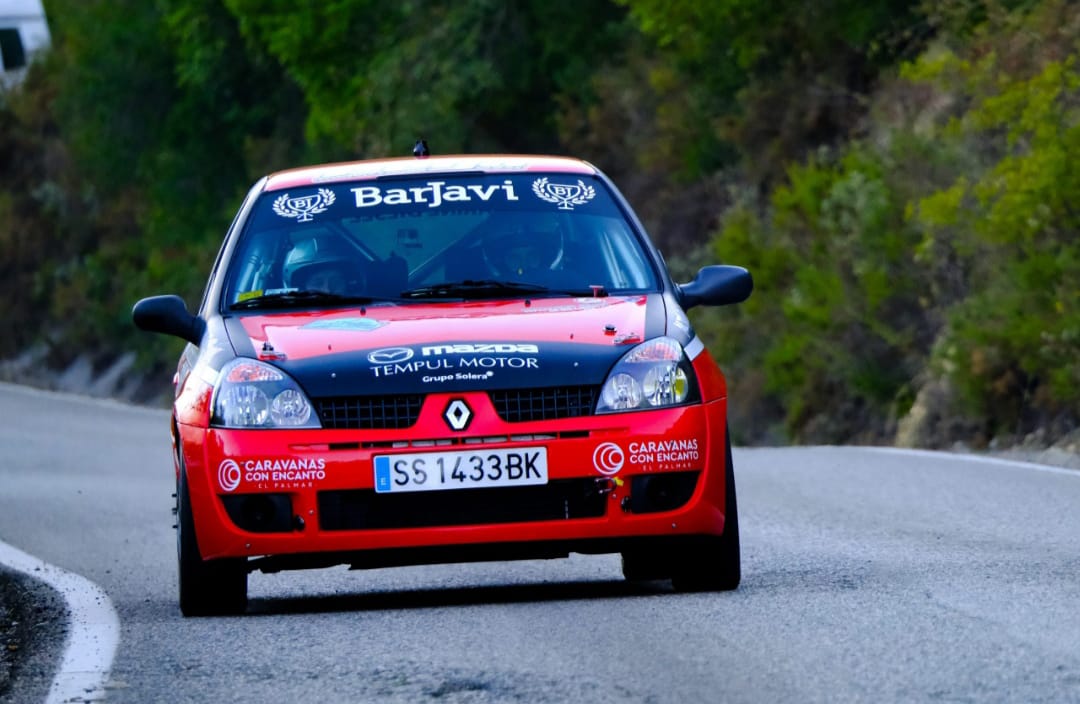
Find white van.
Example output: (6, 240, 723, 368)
(0, 0, 50, 84)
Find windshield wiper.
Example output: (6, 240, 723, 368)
(229, 290, 381, 310)
(399, 280, 552, 299)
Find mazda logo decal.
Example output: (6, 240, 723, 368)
(367, 347, 414, 365)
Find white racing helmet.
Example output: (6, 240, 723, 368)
(282, 238, 357, 290)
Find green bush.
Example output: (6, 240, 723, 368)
(706, 147, 926, 441)
(699, 0, 1080, 443)
(908, 35, 1080, 430)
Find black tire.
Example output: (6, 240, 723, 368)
(621, 431, 741, 590)
(177, 464, 248, 616)
(621, 544, 672, 582)
(671, 432, 741, 591)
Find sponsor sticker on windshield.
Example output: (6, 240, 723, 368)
(531, 177, 596, 210)
(272, 188, 337, 222)
(350, 180, 519, 209)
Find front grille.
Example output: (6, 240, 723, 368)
(319, 479, 608, 531)
(314, 395, 423, 429)
(313, 386, 598, 429)
(489, 386, 599, 423)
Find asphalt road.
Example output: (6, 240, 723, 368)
(1, 382, 1079, 703)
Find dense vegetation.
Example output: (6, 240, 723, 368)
(1, 0, 1076, 448)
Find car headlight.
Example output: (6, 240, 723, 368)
(211, 358, 321, 428)
(596, 337, 700, 413)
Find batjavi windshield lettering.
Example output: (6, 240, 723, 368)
(351, 181, 519, 208)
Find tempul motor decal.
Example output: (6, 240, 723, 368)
(370, 354, 539, 379)
(366, 343, 541, 379)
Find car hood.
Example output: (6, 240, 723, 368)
(227, 295, 660, 396)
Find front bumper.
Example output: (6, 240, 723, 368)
(178, 390, 730, 569)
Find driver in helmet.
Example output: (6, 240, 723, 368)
(283, 238, 363, 295)
(481, 216, 565, 282)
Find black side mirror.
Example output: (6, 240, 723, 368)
(677, 265, 753, 309)
(132, 295, 205, 344)
(0, 29, 27, 71)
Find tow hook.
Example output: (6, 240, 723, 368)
(594, 476, 624, 496)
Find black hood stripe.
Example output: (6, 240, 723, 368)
(223, 316, 257, 359)
(277, 341, 626, 397)
(644, 294, 666, 340)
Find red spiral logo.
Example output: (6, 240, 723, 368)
(592, 442, 625, 475)
(217, 459, 241, 492)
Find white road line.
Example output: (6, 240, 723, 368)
(859, 446, 1080, 476)
(0, 539, 119, 704)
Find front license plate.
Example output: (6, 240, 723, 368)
(373, 447, 548, 494)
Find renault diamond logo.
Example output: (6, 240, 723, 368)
(367, 347, 414, 365)
(444, 398, 473, 431)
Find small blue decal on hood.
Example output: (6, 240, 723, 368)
(302, 318, 385, 332)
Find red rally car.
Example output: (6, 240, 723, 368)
(133, 152, 752, 616)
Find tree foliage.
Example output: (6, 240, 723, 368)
(618, 0, 926, 181)
(706, 0, 1079, 442)
(906, 1, 1080, 431)
(23, 0, 307, 367)
(224, 0, 627, 156)
(0, 0, 1075, 446)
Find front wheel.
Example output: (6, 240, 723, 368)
(177, 464, 248, 616)
(621, 431, 741, 591)
(671, 432, 740, 591)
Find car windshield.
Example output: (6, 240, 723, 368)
(223, 172, 659, 309)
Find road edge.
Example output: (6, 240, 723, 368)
(0, 564, 66, 703)
(0, 539, 119, 704)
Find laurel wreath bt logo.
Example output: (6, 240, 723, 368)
(272, 188, 336, 222)
(532, 178, 596, 210)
